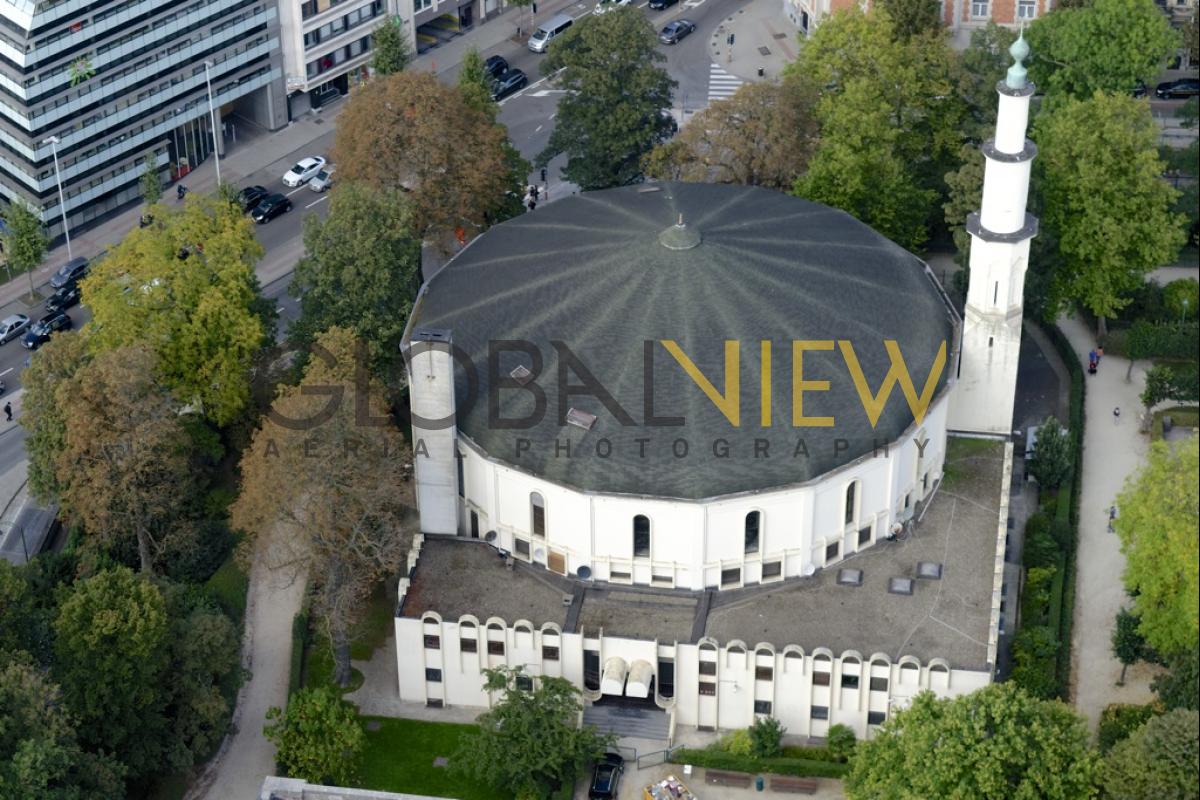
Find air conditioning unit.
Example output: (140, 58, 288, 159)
(576, 565, 593, 580)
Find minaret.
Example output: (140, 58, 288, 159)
(408, 328, 461, 535)
(948, 34, 1038, 436)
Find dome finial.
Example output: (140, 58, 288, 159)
(659, 214, 701, 250)
(1006, 27, 1030, 90)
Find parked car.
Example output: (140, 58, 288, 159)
(251, 193, 293, 223)
(1155, 78, 1200, 99)
(49, 256, 89, 289)
(45, 283, 82, 314)
(282, 156, 326, 187)
(308, 166, 335, 192)
(648, 0, 679, 8)
(492, 69, 528, 101)
(594, 0, 632, 13)
(485, 54, 509, 81)
(22, 312, 71, 350)
(237, 185, 269, 212)
(0, 314, 30, 345)
(588, 753, 624, 800)
(659, 19, 696, 44)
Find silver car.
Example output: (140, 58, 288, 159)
(0, 313, 30, 345)
(309, 166, 335, 192)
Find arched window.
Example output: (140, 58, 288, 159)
(844, 481, 858, 526)
(744, 511, 761, 554)
(530, 492, 546, 538)
(633, 515, 651, 558)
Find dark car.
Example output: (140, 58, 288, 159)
(49, 256, 88, 289)
(659, 19, 696, 44)
(22, 312, 71, 350)
(648, 0, 678, 8)
(492, 68, 528, 101)
(588, 753, 623, 800)
(485, 54, 509, 81)
(237, 185, 269, 212)
(45, 283, 82, 313)
(1155, 79, 1200, 99)
(251, 193, 293, 224)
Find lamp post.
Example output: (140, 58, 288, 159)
(41, 135, 72, 260)
(203, 60, 221, 185)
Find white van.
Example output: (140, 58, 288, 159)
(528, 13, 573, 53)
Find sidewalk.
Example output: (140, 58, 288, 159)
(708, 0, 799, 82)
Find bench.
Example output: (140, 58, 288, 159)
(705, 769, 752, 788)
(771, 776, 820, 794)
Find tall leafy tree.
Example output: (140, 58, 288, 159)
(1028, 416, 1072, 489)
(455, 667, 615, 798)
(845, 684, 1098, 799)
(139, 152, 162, 205)
(0, 197, 48, 297)
(1035, 92, 1186, 335)
(1028, 0, 1179, 100)
(457, 47, 494, 117)
(538, 8, 677, 190)
(877, 0, 942, 40)
(370, 15, 412, 76)
(264, 687, 364, 785)
(289, 183, 421, 375)
(1115, 439, 1200, 656)
(232, 327, 411, 685)
(1112, 607, 1149, 685)
(81, 194, 268, 425)
(958, 22, 1018, 139)
(1153, 645, 1199, 711)
(20, 333, 92, 504)
(1101, 709, 1199, 800)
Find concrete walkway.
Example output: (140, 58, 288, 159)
(708, 0, 800, 82)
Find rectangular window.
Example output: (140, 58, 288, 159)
(868, 710, 887, 725)
(514, 538, 530, 559)
(870, 676, 888, 692)
(858, 525, 872, 546)
(1017, 0, 1036, 19)
(487, 641, 505, 656)
(699, 661, 717, 676)
(609, 569, 631, 581)
(812, 705, 829, 720)
(745, 512, 760, 553)
(633, 516, 651, 558)
(542, 645, 560, 661)
(813, 671, 831, 686)
(970, 0, 989, 17)
(456, 450, 464, 497)
(532, 503, 545, 537)
(658, 659, 675, 698)
(515, 675, 533, 691)
(844, 482, 856, 525)
(762, 561, 782, 579)
(755, 665, 773, 681)
(841, 674, 860, 689)
(460, 638, 478, 653)
(754, 700, 772, 714)
(584, 650, 601, 691)
(423, 635, 440, 650)
(825, 541, 840, 562)
(425, 668, 442, 682)
(698, 681, 716, 696)
(721, 567, 741, 587)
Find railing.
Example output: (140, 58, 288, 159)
(636, 745, 681, 770)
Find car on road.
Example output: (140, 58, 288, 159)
(237, 185, 269, 212)
(1155, 78, 1200, 99)
(49, 256, 89, 289)
(648, 0, 679, 8)
(594, 0, 632, 12)
(22, 312, 71, 350)
(282, 156, 326, 187)
(251, 193, 293, 223)
(485, 55, 509, 80)
(309, 166, 336, 192)
(45, 283, 82, 314)
(0, 314, 30, 345)
(588, 753, 623, 800)
(659, 18, 696, 44)
(492, 68, 528, 101)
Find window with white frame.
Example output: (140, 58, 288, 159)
(1017, 0, 1036, 19)
(744, 511, 760, 554)
(414, 0, 432, 11)
(530, 492, 546, 538)
(633, 515, 651, 558)
(844, 481, 858, 526)
(970, 0, 989, 17)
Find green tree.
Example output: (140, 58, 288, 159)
(1152, 645, 1199, 711)
(877, 0, 942, 40)
(748, 715, 785, 758)
(1115, 440, 1200, 656)
(456, 666, 614, 798)
(139, 152, 162, 205)
(538, 8, 677, 190)
(942, 144, 984, 277)
(0, 651, 125, 800)
(81, 194, 268, 425)
(0, 562, 54, 667)
(264, 686, 364, 785)
(1101, 709, 1199, 800)
(370, 15, 412, 76)
(1141, 364, 1175, 410)
(1162, 278, 1198, 321)
(18, 333, 91, 506)
(958, 22, 1018, 138)
(1, 197, 49, 297)
(1035, 92, 1187, 335)
(1028, 416, 1072, 489)
(458, 47, 495, 117)
(826, 723, 857, 762)
(53, 568, 171, 780)
(845, 684, 1097, 799)
(288, 183, 421, 375)
(1112, 607, 1149, 685)
(1028, 0, 1179, 100)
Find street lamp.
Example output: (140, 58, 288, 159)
(202, 60, 221, 185)
(41, 135, 72, 260)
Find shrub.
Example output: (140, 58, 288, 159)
(748, 716, 785, 758)
(1010, 625, 1060, 699)
(826, 724, 856, 763)
(1024, 527, 1060, 569)
(669, 748, 850, 779)
(1163, 278, 1199, 321)
(1098, 704, 1157, 753)
(720, 728, 754, 757)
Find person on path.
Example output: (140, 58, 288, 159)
(1096, 346, 1104, 363)
(1088, 349, 1097, 364)
(528, 184, 539, 201)
(3, 402, 11, 422)
(1113, 406, 1121, 424)
(527, 197, 536, 212)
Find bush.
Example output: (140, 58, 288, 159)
(669, 748, 850, 779)
(748, 716, 785, 759)
(720, 728, 754, 757)
(1163, 278, 1199, 321)
(826, 724, 856, 763)
(1010, 625, 1060, 699)
(1098, 704, 1157, 753)
(1024, 527, 1060, 569)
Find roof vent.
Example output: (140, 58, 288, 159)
(837, 568, 863, 587)
(484, 530, 498, 544)
(637, 186, 662, 193)
(916, 561, 943, 580)
(888, 577, 915, 596)
(658, 214, 701, 251)
(565, 407, 597, 431)
(576, 565, 593, 580)
(510, 364, 533, 385)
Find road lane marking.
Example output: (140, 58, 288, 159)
(708, 62, 743, 102)
(535, 124, 543, 132)
(285, 185, 307, 197)
(305, 195, 328, 209)
(0, 368, 11, 377)
(276, 307, 285, 313)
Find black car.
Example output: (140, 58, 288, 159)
(1155, 79, 1200, 99)
(588, 753, 623, 800)
(659, 19, 696, 44)
(648, 0, 678, 8)
(251, 194, 293, 223)
(485, 54, 509, 81)
(45, 283, 82, 313)
(49, 256, 89, 289)
(22, 312, 72, 350)
(492, 68, 528, 101)
(237, 185, 270, 212)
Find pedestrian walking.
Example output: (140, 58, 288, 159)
(1113, 406, 1121, 424)
(1088, 349, 1096, 364)
(527, 197, 536, 212)
(1096, 346, 1104, 363)
(3, 402, 11, 422)
(529, 184, 539, 201)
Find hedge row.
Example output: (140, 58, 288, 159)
(288, 606, 310, 698)
(670, 748, 851, 779)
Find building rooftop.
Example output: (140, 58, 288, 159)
(401, 438, 1006, 671)
(409, 182, 959, 500)
(260, 776, 448, 800)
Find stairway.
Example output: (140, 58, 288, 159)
(583, 703, 670, 741)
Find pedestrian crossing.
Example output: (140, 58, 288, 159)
(708, 62, 744, 104)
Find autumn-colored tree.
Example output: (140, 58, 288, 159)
(232, 327, 411, 685)
(642, 79, 817, 190)
(331, 71, 516, 248)
(20, 332, 92, 504)
(81, 194, 267, 425)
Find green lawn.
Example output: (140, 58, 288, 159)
(204, 553, 249, 627)
(1152, 405, 1200, 441)
(302, 580, 396, 693)
(357, 717, 505, 800)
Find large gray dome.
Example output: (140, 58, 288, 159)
(411, 182, 958, 500)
